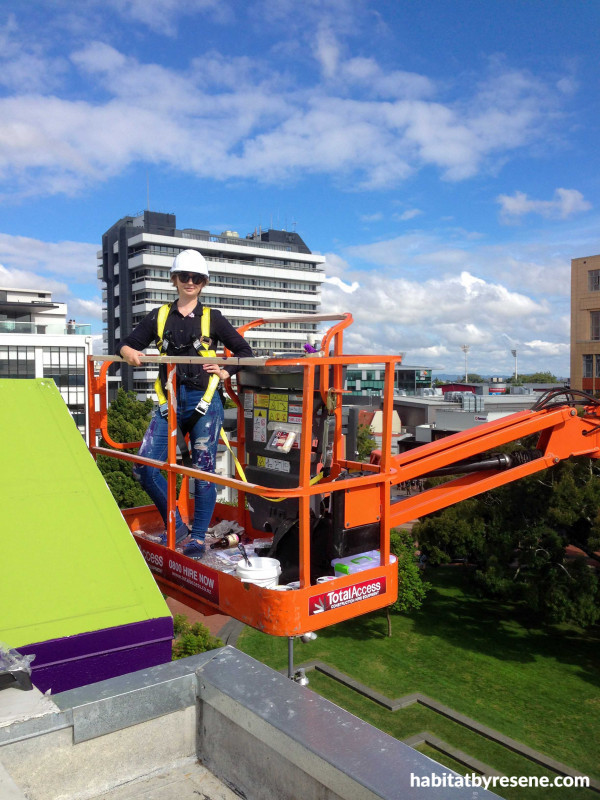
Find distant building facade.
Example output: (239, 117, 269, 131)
(571, 253, 600, 392)
(0, 287, 93, 433)
(99, 211, 326, 400)
(345, 364, 433, 397)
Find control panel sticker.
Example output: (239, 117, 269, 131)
(256, 455, 291, 472)
(269, 410, 288, 422)
(253, 408, 267, 442)
(254, 393, 270, 407)
(244, 391, 254, 419)
(269, 392, 289, 422)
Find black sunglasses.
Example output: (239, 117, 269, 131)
(174, 272, 204, 285)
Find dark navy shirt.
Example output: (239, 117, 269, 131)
(118, 301, 254, 391)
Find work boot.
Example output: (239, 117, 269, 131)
(183, 538, 206, 559)
(158, 524, 190, 546)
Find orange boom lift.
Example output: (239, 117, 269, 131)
(87, 313, 600, 639)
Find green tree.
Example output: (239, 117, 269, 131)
(96, 388, 154, 509)
(357, 423, 376, 462)
(507, 371, 558, 384)
(390, 528, 431, 613)
(171, 614, 223, 659)
(415, 457, 600, 627)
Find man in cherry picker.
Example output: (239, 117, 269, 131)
(119, 249, 254, 558)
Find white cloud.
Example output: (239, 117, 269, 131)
(102, 0, 229, 35)
(497, 188, 592, 221)
(0, 34, 571, 198)
(67, 297, 103, 322)
(0, 233, 98, 280)
(360, 212, 383, 223)
(0, 234, 101, 326)
(334, 56, 435, 100)
(0, 14, 67, 93)
(321, 252, 352, 279)
(0, 263, 68, 297)
(395, 208, 422, 221)
(323, 275, 360, 294)
(318, 224, 575, 376)
(314, 24, 341, 80)
(522, 340, 570, 357)
(90, 334, 104, 354)
(343, 230, 573, 302)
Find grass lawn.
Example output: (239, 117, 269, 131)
(237, 567, 600, 800)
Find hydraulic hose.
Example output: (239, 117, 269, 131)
(424, 449, 543, 478)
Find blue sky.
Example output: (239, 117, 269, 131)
(1, 0, 599, 378)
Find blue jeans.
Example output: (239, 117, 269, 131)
(133, 386, 224, 540)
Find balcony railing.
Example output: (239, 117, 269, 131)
(0, 321, 92, 335)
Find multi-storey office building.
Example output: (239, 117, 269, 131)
(0, 287, 93, 434)
(571, 253, 600, 392)
(99, 211, 326, 400)
(345, 364, 433, 397)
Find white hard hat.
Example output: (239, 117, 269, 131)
(171, 249, 209, 276)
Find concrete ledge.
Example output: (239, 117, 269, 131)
(0, 685, 72, 748)
(0, 652, 219, 800)
(197, 647, 500, 800)
(1, 647, 502, 800)
(53, 650, 216, 743)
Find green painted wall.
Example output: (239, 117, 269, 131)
(0, 379, 169, 649)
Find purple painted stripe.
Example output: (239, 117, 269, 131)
(18, 617, 173, 694)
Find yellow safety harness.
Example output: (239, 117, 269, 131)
(155, 303, 220, 415)
(154, 303, 248, 479)
(154, 302, 322, 496)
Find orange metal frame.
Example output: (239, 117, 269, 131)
(87, 315, 600, 637)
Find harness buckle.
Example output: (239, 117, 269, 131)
(159, 403, 169, 418)
(194, 398, 211, 416)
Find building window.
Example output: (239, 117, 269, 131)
(583, 354, 593, 378)
(42, 347, 86, 406)
(592, 311, 600, 340)
(595, 355, 600, 379)
(0, 345, 36, 378)
(589, 270, 600, 291)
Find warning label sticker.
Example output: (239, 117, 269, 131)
(269, 392, 289, 422)
(257, 455, 291, 472)
(253, 408, 267, 442)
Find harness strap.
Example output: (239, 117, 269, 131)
(154, 303, 221, 466)
(154, 304, 219, 412)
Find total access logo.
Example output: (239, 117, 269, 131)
(309, 577, 386, 615)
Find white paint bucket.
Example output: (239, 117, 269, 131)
(236, 557, 281, 588)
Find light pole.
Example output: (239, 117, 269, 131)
(511, 349, 518, 382)
(461, 344, 470, 382)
